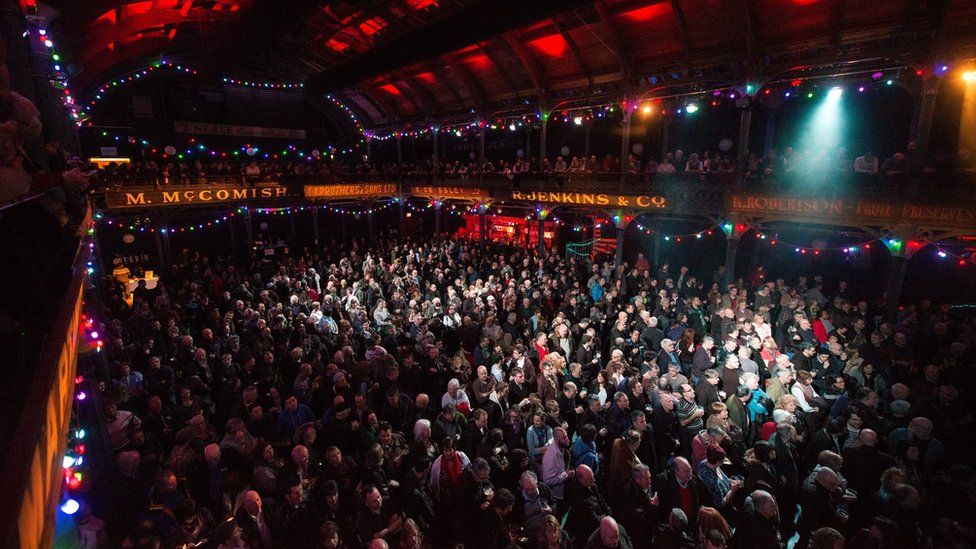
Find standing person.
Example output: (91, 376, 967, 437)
(730, 490, 782, 549)
(608, 430, 642, 496)
(566, 465, 612, 542)
(615, 464, 659, 549)
(651, 394, 680, 470)
(695, 445, 744, 516)
(674, 385, 704, 456)
(653, 457, 707, 532)
(542, 427, 576, 510)
(769, 423, 800, 539)
(429, 437, 469, 540)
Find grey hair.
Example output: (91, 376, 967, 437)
(520, 470, 538, 484)
(632, 463, 650, 479)
(413, 419, 431, 439)
(740, 372, 760, 385)
(669, 508, 689, 528)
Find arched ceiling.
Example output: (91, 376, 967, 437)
(38, 0, 976, 130)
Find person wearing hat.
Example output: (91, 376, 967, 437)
(886, 399, 912, 431)
(887, 416, 945, 476)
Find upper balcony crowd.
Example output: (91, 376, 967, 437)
(95, 143, 976, 189)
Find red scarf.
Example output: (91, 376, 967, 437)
(442, 452, 463, 486)
(535, 343, 549, 365)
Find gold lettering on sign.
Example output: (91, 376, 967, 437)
(412, 186, 489, 200)
(104, 184, 291, 209)
(506, 191, 664, 209)
(733, 195, 843, 216)
(853, 201, 889, 218)
(305, 184, 398, 200)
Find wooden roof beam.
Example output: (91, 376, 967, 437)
(550, 16, 594, 87)
(503, 31, 548, 102)
(594, 0, 635, 86)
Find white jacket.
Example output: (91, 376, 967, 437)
(429, 451, 470, 501)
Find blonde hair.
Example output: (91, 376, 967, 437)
(776, 395, 798, 410)
(540, 514, 563, 546)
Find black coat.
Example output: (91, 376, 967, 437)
(614, 481, 659, 549)
(649, 406, 679, 469)
(652, 469, 708, 531)
(565, 480, 612, 541)
(730, 499, 782, 549)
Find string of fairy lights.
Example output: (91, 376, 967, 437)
(92, 203, 976, 267)
(59, 218, 103, 518)
(78, 60, 304, 124)
(91, 130, 359, 159)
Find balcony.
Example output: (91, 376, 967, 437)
(92, 168, 976, 233)
(0, 191, 91, 548)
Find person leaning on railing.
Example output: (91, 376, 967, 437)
(0, 33, 90, 206)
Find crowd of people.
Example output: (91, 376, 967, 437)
(96, 141, 976, 189)
(86, 233, 976, 549)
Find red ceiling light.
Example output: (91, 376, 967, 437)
(359, 17, 388, 37)
(379, 84, 402, 96)
(122, 0, 154, 16)
(528, 34, 568, 58)
(325, 38, 349, 52)
(405, 0, 438, 9)
(415, 71, 437, 84)
(464, 54, 491, 71)
(620, 3, 671, 22)
(94, 9, 117, 25)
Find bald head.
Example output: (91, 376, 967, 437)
(751, 490, 777, 519)
(204, 443, 221, 466)
(241, 490, 262, 515)
(859, 429, 878, 447)
(816, 467, 840, 492)
(600, 516, 621, 547)
(576, 464, 595, 487)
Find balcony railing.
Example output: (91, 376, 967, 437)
(0, 192, 91, 547)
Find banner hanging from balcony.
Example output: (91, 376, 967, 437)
(410, 185, 491, 201)
(508, 190, 667, 209)
(304, 183, 398, 200)
(103, 183, 294, 209)
(174, 121, 307, 140)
